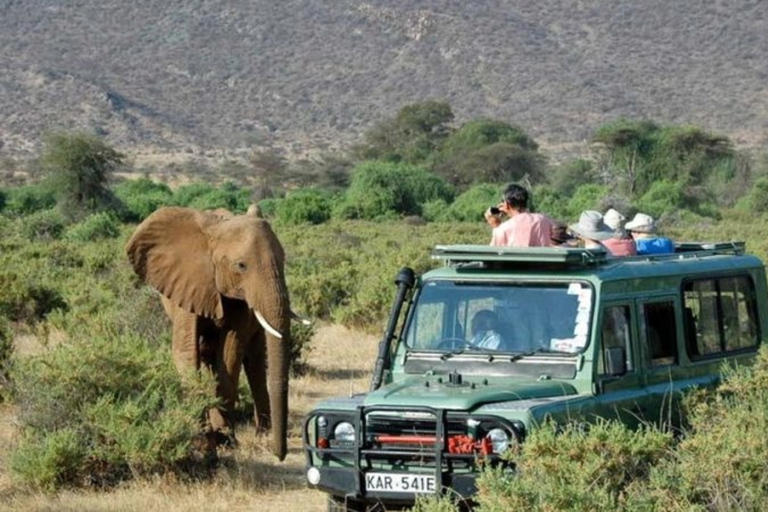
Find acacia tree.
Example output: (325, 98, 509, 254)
(41, 132, 124, 218)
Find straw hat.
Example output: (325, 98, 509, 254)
(624, 212, 657, 234)
(603, 208, 626, 231)
(569, 210, 614, 241)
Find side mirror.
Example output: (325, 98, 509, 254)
(605, 346, 627, 376)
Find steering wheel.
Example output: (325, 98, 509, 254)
(436, 337, 475, 351)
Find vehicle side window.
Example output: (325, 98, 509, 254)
(598, 305, 633, 375)
(683, 276, 760, 358)
(642, 301, 678, 366)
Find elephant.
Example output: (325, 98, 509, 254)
(125, 205, 295, 460)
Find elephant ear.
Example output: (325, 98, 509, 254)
(126, 207, 224, 319)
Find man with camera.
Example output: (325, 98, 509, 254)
(484, 184, 553, 247)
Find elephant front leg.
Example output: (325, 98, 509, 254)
(243, 332, 271, 432)
(207, 328, 247, 446)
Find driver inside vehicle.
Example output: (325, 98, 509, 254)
(469, 309, 503, 350)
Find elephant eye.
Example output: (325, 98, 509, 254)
(236, 261, 248, 272)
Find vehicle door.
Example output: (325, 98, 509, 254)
(637, 296, 686, 429)
(590, 303, 649, 428)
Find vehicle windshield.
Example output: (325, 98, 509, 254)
(404, 280, 593, 355)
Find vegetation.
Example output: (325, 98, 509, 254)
(1, 111, 768, 505)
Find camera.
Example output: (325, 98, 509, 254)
(489, 207, 501, 215)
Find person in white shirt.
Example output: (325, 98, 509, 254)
(469, 309, 502, 350)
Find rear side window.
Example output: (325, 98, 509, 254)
(683, 276, 760, 358)
(642, 301, 678, 366)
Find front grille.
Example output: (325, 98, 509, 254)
(365, 413, 466, 453)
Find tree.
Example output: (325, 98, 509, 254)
(41, 132, 124, 218)
(249, 148, 288, 199)
(353, 100, 455, 164)
(433, 119, 544, 189)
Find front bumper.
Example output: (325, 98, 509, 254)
(303, 405, 518, 505)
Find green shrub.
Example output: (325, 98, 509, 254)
(171, 182, 217, 206)
(20, 208, 66, 240)
(188, 182, 251, 212)
(443, 183, 500, 222)
(625, 347, 768, 509)
(735, 177, 768, 213)
(113, 177, 173, 221)
(633, 180, 687, 218)
(2, 184, 57, 216)
(10, 332, 218, 489)
(65, 212, 121, 241)
(476, 421, 672, 512)
(565, 184, 610, 219)
(335, 161, 453, 219)
(289, 321, 315, 377)
(530, 184, 568, 221)
(274, 188, 332, 225)
(0, 271, 68, 324)
(258, 197, 280, 218)
(421, 199, 451, 222)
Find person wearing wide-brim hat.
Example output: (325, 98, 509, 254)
(568, 210, 614, 252)
(624, 212, 675, 255)
(602, 208, 637, 257)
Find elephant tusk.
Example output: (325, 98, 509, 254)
(290, 310, 312, 326)
(255, 310, 283, 339)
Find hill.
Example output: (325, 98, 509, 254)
(1, 0, 767, 161)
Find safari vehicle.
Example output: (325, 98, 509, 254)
(303, 243, 766, 511)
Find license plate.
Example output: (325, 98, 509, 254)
(365, 472, 437, 494)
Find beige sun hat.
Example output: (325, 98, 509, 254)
(624, 212, 657, 234)
(603, 208, 626, 231)
(569, 210, 614, 241)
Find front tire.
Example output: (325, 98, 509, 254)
(327, 497, 387, 512)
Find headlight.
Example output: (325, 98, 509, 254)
(486, 428, 510, 453)
(333, 421, 356, 443)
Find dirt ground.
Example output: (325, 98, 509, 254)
(0, 324, 379, 512)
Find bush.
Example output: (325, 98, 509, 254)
(113, 177, 173, 221)
(475, 421, 673, 512)
(0, 316, 12, 402)
(335, 161, 453, 219)
(625, 347, 768, 509)
(289, 322, 315, 377)
(274, 188, 332, 225)
(1, 184, 57, 216)
(184, 182, 251, 212)
(633, 180, 687, 218)
(735, 177, 768, 213)
(20, 208, 66, 240)
(443, 183, 500, 222)
(172, 182, 218, 207)
(0, 271, 68, 324)
(65, 212, 121, 242)
(10, 333, 218, 489)
(565, 184, 610, 219)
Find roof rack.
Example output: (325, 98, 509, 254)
(674, 241, 745, 255)
(431, 242, 748, 269)
(432, 244, 608, 268)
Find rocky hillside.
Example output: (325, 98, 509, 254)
(1, 0, 767, 159)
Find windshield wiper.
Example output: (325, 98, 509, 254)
(439, 344, 483, 361)
(508, 348, 549, 362)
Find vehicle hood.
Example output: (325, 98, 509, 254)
(363, 376, 578, 410)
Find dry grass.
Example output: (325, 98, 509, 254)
(0, 323, 379, 512)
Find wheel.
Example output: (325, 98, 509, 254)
(327, 497, 366, 512)
(327, 497, 389, 512)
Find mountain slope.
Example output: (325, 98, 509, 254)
(1, 0, 767, 158)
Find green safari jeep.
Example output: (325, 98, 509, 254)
(303, 243, 765, 511)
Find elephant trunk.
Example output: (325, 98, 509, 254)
(255, 282, 290, 461)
